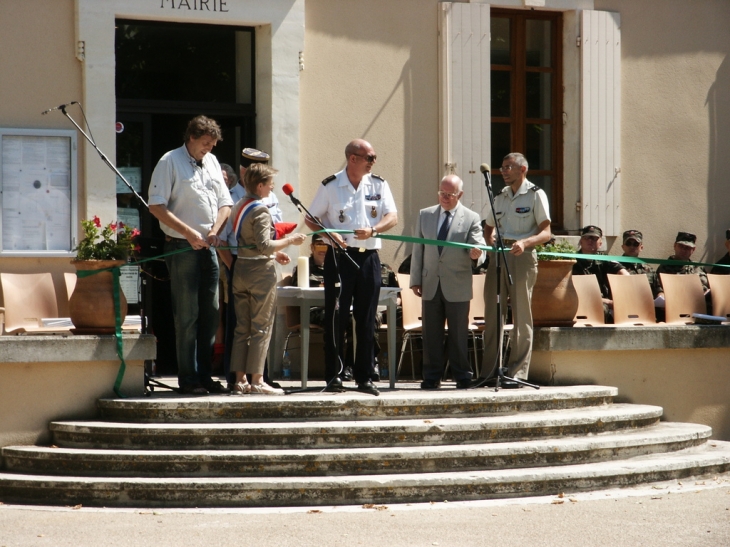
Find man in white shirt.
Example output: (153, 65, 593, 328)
(149, 115, 232, 395)
(305, 139, 398, 395)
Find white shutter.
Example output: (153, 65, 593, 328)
(439, 2, 491, 214)
(580, 10, 621, 236)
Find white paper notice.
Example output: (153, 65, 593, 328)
(2, 135, 72, 251)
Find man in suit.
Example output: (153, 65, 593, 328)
(410, 175, 485, 390)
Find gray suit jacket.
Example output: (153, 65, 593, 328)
(410, 202, 485, 302)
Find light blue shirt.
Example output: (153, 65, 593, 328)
(148, 145, 233, 238)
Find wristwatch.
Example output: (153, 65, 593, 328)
(371, 227, 378, 238)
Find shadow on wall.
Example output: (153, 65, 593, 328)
(707, 55, 730, 255)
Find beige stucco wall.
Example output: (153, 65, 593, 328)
(300, 0, 442, 269)
(595, 0, 730, 263)
(0, 0, 81, 310)
(532, 347, 730, 441)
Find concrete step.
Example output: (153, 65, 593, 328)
(48, 404, 663, 450)
(96, 385, 619, 423)
(2, 422, 711, 477)
(1, 441, 729, 507)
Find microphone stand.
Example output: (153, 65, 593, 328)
(51, 104, 165, 394)
(477, 169, 539, 391)
(58, 104, 148, 208)
(283, 190, 361, 393)
(285, 192, 359, 270)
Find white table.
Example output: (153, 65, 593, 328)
(274, 286, 401, 388)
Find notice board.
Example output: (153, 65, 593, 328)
(0, 128, 78, 256)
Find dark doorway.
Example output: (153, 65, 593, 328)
(115, 19, 256, 374)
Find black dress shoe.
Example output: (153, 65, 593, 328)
(420, 379, 441, 390)
(357, 380, 380, 396)
(325, 377, 345, 392)
(455, 378, 474, 390)
(341, 366, 354, 381)
(202, 380, 231, 394)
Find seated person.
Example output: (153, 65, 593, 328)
(572, 225, 629, 322)
(621, 229, 660, 297)
(710, 229, 730, 275)
(656, 231, 711, 313)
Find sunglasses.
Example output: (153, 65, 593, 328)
(624, 240, 641, 247)
(353, 153, 377, 163)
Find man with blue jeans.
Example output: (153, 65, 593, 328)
(149, 115, 233, 395)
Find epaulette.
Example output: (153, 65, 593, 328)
(530, 185, 540, 192)
(321, 174, 336, 185)
(371, 173, 385, 181)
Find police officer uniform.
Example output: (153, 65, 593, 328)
(482, 179, 550, 381)
(307, 169, 397, 386)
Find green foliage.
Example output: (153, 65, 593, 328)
(74, 216, 140, 261)
(536, 239, 577, 261)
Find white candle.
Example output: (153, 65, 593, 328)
(297, 256, 309, 288)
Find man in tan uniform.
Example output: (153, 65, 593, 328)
(480, 152, 551, 387)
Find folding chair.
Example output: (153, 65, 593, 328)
(707, 274, 730, 321)
(659, 273, 706, 324)
(0, 273, 72, 334)
(572, 274, 606, 326)
(608, 273, 659, 325)
(395, 274, 422, 380)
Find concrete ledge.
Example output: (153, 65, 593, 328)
(534, 325, 730, 352)
(531, 326, 730, 441)
(0, 334, 156, 362)
(0, 334, 156, 448)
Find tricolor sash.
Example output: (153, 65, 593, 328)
(233, 198, 266, 242)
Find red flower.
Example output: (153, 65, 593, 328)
(110, 222, 118, 231)
(93, 215, 102, 228)
(131, 228, 141, 238)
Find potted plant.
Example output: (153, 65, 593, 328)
(531, 239, 579, 327)
(69, 216, 140, 333)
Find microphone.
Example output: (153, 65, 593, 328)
(480, 163, 491, 188)
(41, 101, 77, 115)
(281, 183, 302, 207)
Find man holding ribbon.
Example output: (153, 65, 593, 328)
(410, 175, 485, 390)
(149, 115, 233, 395)
(305, 139, 398, 395)
(480, 152, 551, 387)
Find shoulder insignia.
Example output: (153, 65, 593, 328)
(530, 184, 540, 192)
(371, 173, 385, 181)
(321, 174, 336, 186)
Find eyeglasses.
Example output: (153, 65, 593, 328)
(438, 191, 460, 199)
(353, 153, 377, 163)
(499, 165, 520, 172)
(624, 240, 641, 247)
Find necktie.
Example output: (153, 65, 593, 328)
(437, 210, 451, 255)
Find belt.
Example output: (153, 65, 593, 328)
(165, 236, 187, 242)
(346, 246, 377, 253)
(502, 239, 518, 246)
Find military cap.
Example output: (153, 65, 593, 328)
(675, 231, 697, 248)
(581, 225, 603, 238)
(241, 148, 270, 162)
(623, 229, 643, 244)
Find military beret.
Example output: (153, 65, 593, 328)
(623, 229, 643, 244)
(241, 148, 270, 162)
(675, 231, 697, 248)
(581, 225, 603, 238)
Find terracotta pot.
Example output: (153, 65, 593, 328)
(69, 260, 128, 334)
(531, 259, 578, 327)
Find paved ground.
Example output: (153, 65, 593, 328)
(1, 475, 729, 547)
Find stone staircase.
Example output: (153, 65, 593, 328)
(1, 384, 730, 507)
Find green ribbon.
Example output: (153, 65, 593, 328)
(78, 229, 730, 397)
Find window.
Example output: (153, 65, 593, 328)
(490, 9, 563, 227)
